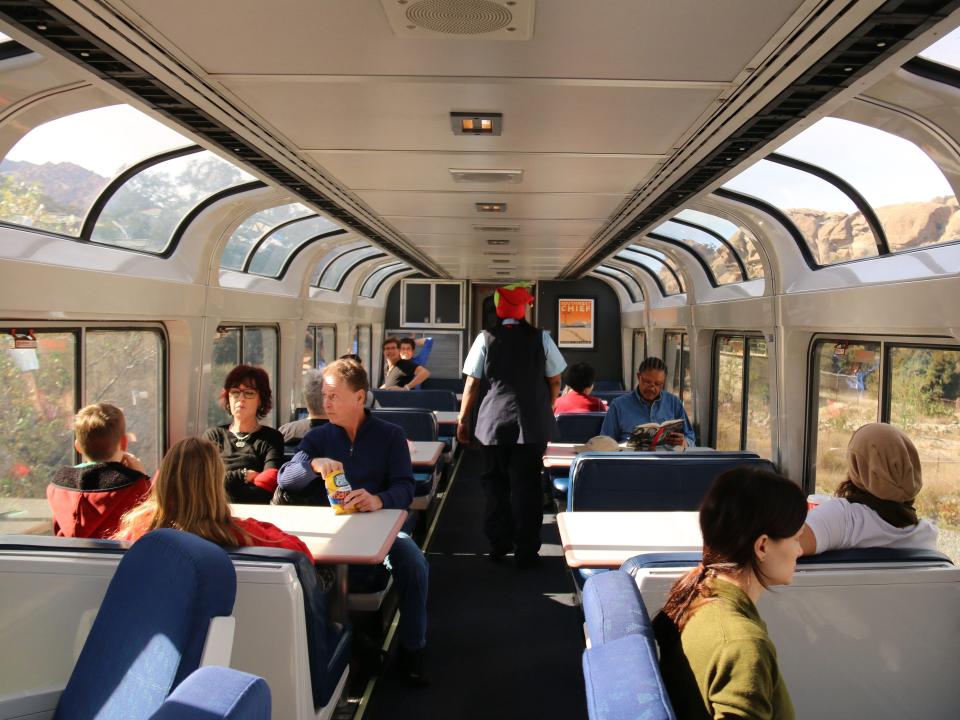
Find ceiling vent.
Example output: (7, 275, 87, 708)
(381, 0, 534, 40)
(483, 250, 517, 255)
(487, 238, 510, 246)
(450, 168, 521, 183)
(474, 224, 519, 232)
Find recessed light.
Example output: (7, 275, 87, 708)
(487, 238, 510, 246)
(476, 202, 507, 213)
(451, 112, 503, 136)
(474, 224, 519, 232)
(449, 168, 522, 184)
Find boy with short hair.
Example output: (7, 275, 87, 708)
(46, 403, 151, 538)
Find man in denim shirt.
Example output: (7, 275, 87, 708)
(601, 357, 696, 446)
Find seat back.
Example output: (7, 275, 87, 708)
(372, 389, 457, 411)
(592, 390, 628, 404)
(592, 379, 624, 391)
(568, 451, 772, 511)
(624, 549, 958, 720)
(372, 407, 438, 441)
(151, 667, 271, 720)
(54, 529, 236, 720)
(420, 377, 465, 394)
(555, 412, 607, 443)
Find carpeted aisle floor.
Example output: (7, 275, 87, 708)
(363, 448, 588, 720)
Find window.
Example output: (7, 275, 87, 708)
(723, 159, 880, 265)
(663, 331, 693, 420)
(777, 117, 960, 254)
(617, 248, 684, 295)
(631, 330, 647, 376)
(247, 215, 341, 278)
(594, 265, 643, 303)
(675, 208, 764, 280)
(354, 325, 372, 373)
(650, 219, 744, 285)
(0, 105, 191, 237)
(886, 345, 960, 545)
(221, 203, 314, 271)
(386, 329, 464, 379)
(712, 335, 771, 457)
(810, 340, 882, 495)
(317, 246, 385, 291)
(303, 324, 336, 371)
(1, 326, 165, 524)
(400, 280, 465, 328)
(918, 25, 960, 71)
(91, 150, 254, 254)
(208, 325, 278, 428)
(360, 262, 408, 298)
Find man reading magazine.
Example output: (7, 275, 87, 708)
(601, 357, 696, 447)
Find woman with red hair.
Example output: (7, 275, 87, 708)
(204, 364, 284, 504)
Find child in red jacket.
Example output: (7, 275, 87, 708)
(46, 403, 151, 538)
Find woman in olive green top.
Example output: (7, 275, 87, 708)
(653, 467, 807, 719)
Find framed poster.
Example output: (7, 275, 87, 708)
(557, 297, 595, 349)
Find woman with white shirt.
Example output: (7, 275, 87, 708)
(799, 422, 937, 554)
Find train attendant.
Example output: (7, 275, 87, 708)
(115, 437, 312, 561)
(204, 364, 284, 504)
(277, 359, 430, 685)
(457, 282, 566, 568)
(654, 467, 807, 720)
(800, 422, 938, 554)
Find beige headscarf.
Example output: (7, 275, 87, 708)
(841, 423, 922, 527)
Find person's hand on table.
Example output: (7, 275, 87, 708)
(665, 432, 686, 448)
(342, 489, 383, 512)
(310, 457, 344, 476)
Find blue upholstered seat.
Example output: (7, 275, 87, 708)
(53, 528, 237, 720)
(581, 571, 677, 720)
(420, 377, 465, 394)
(372, 407, 438, 442)
(591, 390, 628, 404)
(592, 379, 624, 391)
(372, 389, 458, 411)
(150, 667, 271, 720)
(567, 451, 773, 512)
(555, 412, 607, 443)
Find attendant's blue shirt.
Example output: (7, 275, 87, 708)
(600, 389, 696, 445)
(277, 411, 414, 509)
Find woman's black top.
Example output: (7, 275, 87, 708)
(203, 424, 285, 504)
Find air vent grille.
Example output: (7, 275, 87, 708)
(450, 168, 521, 183)
(380, 0, 533, 39)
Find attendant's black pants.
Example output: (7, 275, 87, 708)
(480, 442, 547, 558)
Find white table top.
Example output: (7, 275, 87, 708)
(543, 442, 579, 469)
(434, 410, 458, 425)
(232, 504, 407, 564)
(410, 440, 444, 466)
(556, 511, 702, 568)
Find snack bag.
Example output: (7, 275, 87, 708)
(324, 469, 356, 515)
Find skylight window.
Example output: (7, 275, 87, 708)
(0, 104, 191, 236)
(918, 24, 960, 72)
(615, 248, 684, 295)
(248, 215, 341, 277)
(675, 208, 764, 280)
(221, 203, 314, 270)
(651, 219, 744, 285)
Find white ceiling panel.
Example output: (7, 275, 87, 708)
(306, 151, 660, 194)
(385, 216, 604, 237)
(122, 0, 804, 82)
(219, 78, 723, 154)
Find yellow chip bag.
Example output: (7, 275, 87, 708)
(324, 469, 356, 515)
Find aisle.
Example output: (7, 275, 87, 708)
(362, 448, 588, 720)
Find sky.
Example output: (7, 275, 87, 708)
(5, 104, 190, 178)
(920, 24, 960, 71)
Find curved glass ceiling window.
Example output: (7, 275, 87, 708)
(91, 150, 254, 253)
(361, 261, 407, 298)
(675, 208, 764, 279)
(221, 203, 314, 270)
(594, 264, 643, 303)
(918, 24, 960, 71)
(777, 117, 960, 254)
(317, 245, 383, 290)
(617, 247, 683, 295)
(248, 215, 341, 277)
(1, 104, 191, 236)
(723, 159, 879, 265)
(652, 219, 744, 285)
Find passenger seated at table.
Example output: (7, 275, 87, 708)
(554, 362, 607, 413)
(115, 436, 313, 562)
(278, 369, 327, 444)
(654, 467, 807, 720)
(204, 364, 284, 504)
(46, 402, 151, 538)
(380, 336, 430, 390)
(278, 358, 430, 686)
(600, 356, 695, 446)
(399, 336, 433, 368)
(799, 423, 938, 555)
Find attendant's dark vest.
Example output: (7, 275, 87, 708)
(474, 320, 558, 445)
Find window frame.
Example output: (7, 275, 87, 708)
(360, 261, 408, 298)
(315, 246, 387, 291)
(304, 323, 338, 369)
(631, 329, 647, 378)
(710, 332, 767, 451)
(399, 279, 466, 329)
(593, 265, 643, 303)
(662, 330, 692, 413)
(668, 216, 749, 281)
(211, 323, 280, 427)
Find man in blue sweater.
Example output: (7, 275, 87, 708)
(278, 358, 429, 685)
(601, 356, 696, 446)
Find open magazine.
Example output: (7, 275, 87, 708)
(626, 419, 685, 451)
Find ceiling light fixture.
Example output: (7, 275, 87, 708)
(476, 202, 507, 213)
(449, 168, 522, 183)
(451, 112, 503, 136)
(487, 238, 510, 246)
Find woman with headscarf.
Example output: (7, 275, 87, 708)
(799, 422, 938, 554)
